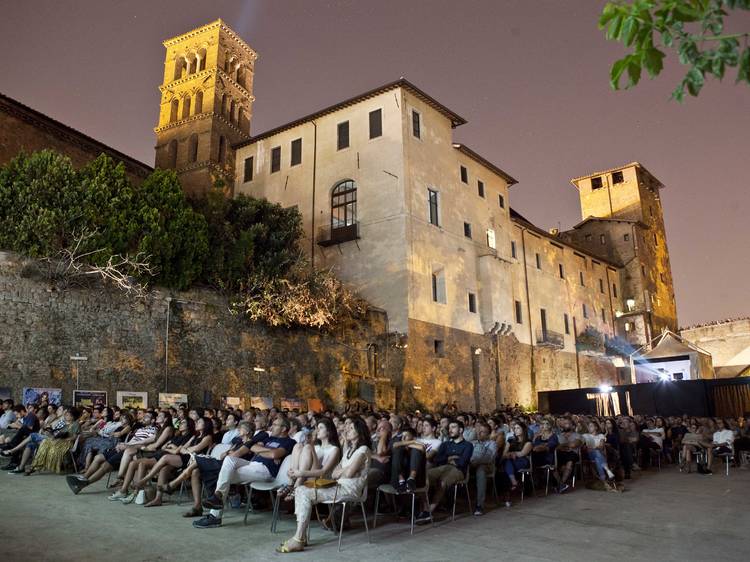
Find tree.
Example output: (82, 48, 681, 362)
(600, 0, 750, 100)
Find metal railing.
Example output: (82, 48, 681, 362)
(536, 328, 564, 347)
(317, 222, 360, 247)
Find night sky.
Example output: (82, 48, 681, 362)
(1, 1, 748, 327)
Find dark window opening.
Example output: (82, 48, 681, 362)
(612, 171, 624, 184)
(464, 222, 472, 239)
(460, 165, 468, 184)
(434, 339, 445, 356)
(290, 138, 302, 166)
(468, 293, 477, 313)
(243, 157, 254, 182)
(369, 109, 382, 139)
(515, 300, 523, 324)
(270, 146, 281, 173)
(511, 240, 517, 259)
(498, 194, 505, 208)
(412, 110, 421, 139)
(337, 121, 350, 150)
(428, 189, 439, 226)
(591, 176, 603, 189)
(477, 180, 485, 198)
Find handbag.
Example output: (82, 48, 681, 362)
(303, 478, 337, 489)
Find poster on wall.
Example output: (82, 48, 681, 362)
(250, 396, 273, 410)
(221, 396, 244, 410)
(22, 387, 63, 406)
(73, 390, 107, 408)
(280, 398, 305, 411)
(158, 393, 188, 408)
(0, 387, 11, 401)
(116, 391, 148, 409)
(307, 398, 324, 413)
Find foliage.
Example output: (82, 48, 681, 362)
(604, 334, 636, 357)
(233, 263, 368, 330)
(576, 326, 606, 353)
(193, 190, 303, 291)
(599, 0, 750, 100)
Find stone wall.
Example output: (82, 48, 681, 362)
(0, 252, 399, 409)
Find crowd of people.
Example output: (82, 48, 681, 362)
(1, 396, 749, 554)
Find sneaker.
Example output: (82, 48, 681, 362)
(192, 514, 222, 529)
(108, 491, 126, 501)
(395, 480, 407, 493)
(5, 463, 18, 472)
(75, 474, 88, 481)
(558, 483, 570, 494)
(9, 467, 25, 474)
(405, 477, 416, 493)
(473, 506, 484, 516)
(121, 492, 137, 504)
(605, 468, 615, 480)
(414, 511, 432, 525)
(504, 501, 512, 508)
(202, 494, 224, 510)
(66, 475, 88, 495)
(134, 490, 146, 505)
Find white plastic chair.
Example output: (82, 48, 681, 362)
(247, 455, 292, 528)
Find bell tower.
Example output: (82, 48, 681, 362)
(154, 19, 257, 197)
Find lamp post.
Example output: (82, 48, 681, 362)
(70, 354, 88, 390)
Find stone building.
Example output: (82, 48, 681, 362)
(681, 319, 750, 378)
(0, 92, 151, 184)
(154, 20, 256, 197)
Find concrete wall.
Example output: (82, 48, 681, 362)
(682, 319, 750, 374)
(0, 252, 399, 410)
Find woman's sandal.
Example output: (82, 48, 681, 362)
(157, 483, 176, 495)
(276, 538, 304, 553)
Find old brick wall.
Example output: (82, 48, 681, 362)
(0, 252, 399, 409)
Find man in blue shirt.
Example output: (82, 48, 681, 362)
(416, 420, 473, 524)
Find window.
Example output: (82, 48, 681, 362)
(498, 194, 505, 208)
(511, 240, 517, 259)
(583, 303, 588, 319)
(599, 278, 604, 293)
(243, 157, 253, 182)
(601, 308, 606, 322)
(337, 121, 350, 150)
(218, 136, 226, 164)
(535, 253, 541, 269)
(624, 322, 632, 332)
(188, 134, 198, 163)
(591, 176, 603, 189)
(167, 139, 177, 168)
(650, 206, 654, 217)
(641, 264, 646, 276)
(579, 271, 585, 286)
(564, 313, 570, 335)
(412, 110, 421, 139)
(194, 91, 203, 114)
(541, 308, 548, 336)
(428, 189, 439, 226)
(468, 292, 477, 313)
(182, 95, 191, 119)
(460, 165, 468, 184)
(290, 138, 302, 166)
(585, 234, 592, 242)
(653, 233, 658, 246)
(515, 300, 523, 324)
(612, 283, 618, 298)
(463, 222, 472, 239)
(271, 146, 281, 173)
(331, 180, 357, 231)
(624, 233, 630, 242)
(431, 267, 446, 304)
(600, 234, 606, 245)
(612, 171, 624, 184)
(369, 109, 382, 139)
(486, 229, 496, 249)
(559, 263, 564, 279)
(434, 340, 445, 356)
(477, 180, 485, 198)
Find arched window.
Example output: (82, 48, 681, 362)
(221, 94, 228, 118)
(188, 134, 198, 163)
(173, 58, 185, 80)
(331, 180, 357, 235)
(218, 136, 226, 164)
(182, 95, 191, 119)
(169, 99, 179, 123)
(224, 54, 231, 73)
(198, 48, 207, 72)
(167, 139, 178, 168)
(194, 91, 203, 114)
(229, 99, 236, 123)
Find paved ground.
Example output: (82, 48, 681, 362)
(0, 463, 747, 561)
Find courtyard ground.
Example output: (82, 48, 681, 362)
(0, 464, 747, 561)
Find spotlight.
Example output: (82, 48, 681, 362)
(658, 373, 671, 382)
(599, 384, 613, 393)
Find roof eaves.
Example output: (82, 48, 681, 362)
(570, 162, 642, 186)
(453, 144, 518, 186)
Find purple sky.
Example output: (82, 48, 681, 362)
(1, 1, 748, 327)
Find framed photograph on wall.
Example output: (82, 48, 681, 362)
(250, 396, 273, 410)
(22, 387, 63, 406)
(73, 390, 107, 407)
(116, 391, 148, 409)
(158, 393, 188, 408)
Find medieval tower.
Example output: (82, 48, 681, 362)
(564, 163, 677, 347)
(154, 20, 256, 197)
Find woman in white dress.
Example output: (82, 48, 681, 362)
(277, 417, 371, 553)
(280, 418, 341, 501)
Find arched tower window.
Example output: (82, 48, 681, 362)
(218, 136, 226, 164)
(197, 48, 207, 72)
(182, 95, 191, 119)
(194, 91, 203, 114)
(173, 58, 185, 80)
(229, 100, 236, 124)
(331, 180, 357, 234)
(167, 139, 178, 168)
(169, 99, 179, 123)
(221, 94, 228, 118)
(188, 134, 198, 163)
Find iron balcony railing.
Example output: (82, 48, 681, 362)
(317, 222, 360, 247)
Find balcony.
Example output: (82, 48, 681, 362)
(536, 328, 564, 348)
(317, 222, 360, 247)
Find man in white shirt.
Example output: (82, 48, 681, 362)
(0, 400, 15, 430)
(470, 421, 497, 516)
